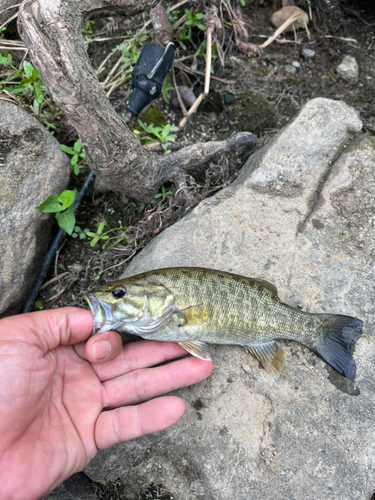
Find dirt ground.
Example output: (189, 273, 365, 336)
(33, 0, 375, 317)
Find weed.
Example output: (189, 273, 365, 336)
(59, 139, 87, 175)
(155, 185, 173, 200)
(134, 120, 179, 154)
(0, 59, 48, 114)
(162, 75, 174, 105)
(72, 226, 91, 240)
(36, 190, 76, 235)
(185, 9, 206, 31)
(86, 220, 128, 250)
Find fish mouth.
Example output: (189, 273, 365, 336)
(83, 293, 113, 335)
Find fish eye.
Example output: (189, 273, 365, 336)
(112, 287, 127, 299)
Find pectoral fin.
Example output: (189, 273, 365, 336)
(179, 340, 212, 361)
(244, 341, 284, 372)
(179, 304, 210, 325)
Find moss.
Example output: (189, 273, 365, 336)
(227, 93, 277, 136)
(139, 106, 167, 127)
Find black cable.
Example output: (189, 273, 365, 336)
(22, 171, 95, 313)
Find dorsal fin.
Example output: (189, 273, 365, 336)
(251, 278, 279, 297)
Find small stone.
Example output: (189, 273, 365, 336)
(292, 61, 301, 69)
(270, 6, 309, 33)
(242, 364, 252, 374)
(207, 112, 218, 122)
(285, 64, 296, 77)
(253, 373, 260, 380)
(302, 48, 315, 60)
(336, 55, 359, 85)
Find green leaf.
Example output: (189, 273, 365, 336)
(73, 164, 80, 175)
(34, 83, 44, 103)
(90, 236, 99, 247)
(97, 222, 105, 234)
(19, 78, 32, 87)
(60, 144, 75, 155)
(197, 24, 206, 31)
(23, 61, 34, 78)
(86, 232, 96, 237)
(56, 206, 76, 235)
(74, 139, 82, 153)
(195, 13, 204, 19)
(36, 194, 63, 213)
(31, 68, 38, 82)
(162, 124, 171, 137)
(71, 154, 78, 166)
(57, 190, 75, 211)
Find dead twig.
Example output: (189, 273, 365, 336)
(0, 11, 18, 30)
(179, 24, 213, 128)
(39, 272, 70, 291)
(260, 12, 305, 49)
(172, 66, 188, 116)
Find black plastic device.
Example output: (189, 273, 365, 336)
(125, 42, 176, 118)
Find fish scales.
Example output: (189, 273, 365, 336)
(128, 268, 319, 346)
(84, 267, 363, 380)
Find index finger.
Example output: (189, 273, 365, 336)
(0, 307, 93, 353)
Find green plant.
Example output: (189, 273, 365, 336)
(59, 139, 86, 175)
(0, 60, 47, 114)
(155, 184, 173, 200)
(82, 20, 96, 42)
(86, 220, 128, 250)
(72, 226, 91, 239)
(161, 75, 174, 105)
(178, 26, 192, 50)
(34, 300, 43, 310)
(36, 190, 76, 235)
(185, 9, 206, 31)
(134, 120, 179, 154)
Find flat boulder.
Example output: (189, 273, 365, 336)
(0, 101, 70, 316)
(84, 99, 374, 500)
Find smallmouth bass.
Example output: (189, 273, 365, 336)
(83, 267, 363, 380)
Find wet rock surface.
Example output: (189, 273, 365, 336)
(79, 99, 375, 500)
(0, 101, 70, 316)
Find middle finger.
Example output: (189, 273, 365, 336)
(101, 355, 213, 408)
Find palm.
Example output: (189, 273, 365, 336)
(0, 308, 212, 500)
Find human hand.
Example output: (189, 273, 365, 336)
(0, 307, 212, 500)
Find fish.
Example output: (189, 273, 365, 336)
(83, 267, 363, 380)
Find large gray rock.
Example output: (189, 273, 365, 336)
(85, 99, 375, 500)
(0, 101, 70, 316)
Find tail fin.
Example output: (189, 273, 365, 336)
(313, 315, 363, 380)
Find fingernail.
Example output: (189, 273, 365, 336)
(93, 340, 111, 360)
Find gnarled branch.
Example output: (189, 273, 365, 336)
(18, 0, 257, 204)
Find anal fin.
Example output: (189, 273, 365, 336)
(179, 340, 212, 361)
(244, 341, 284, 372)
